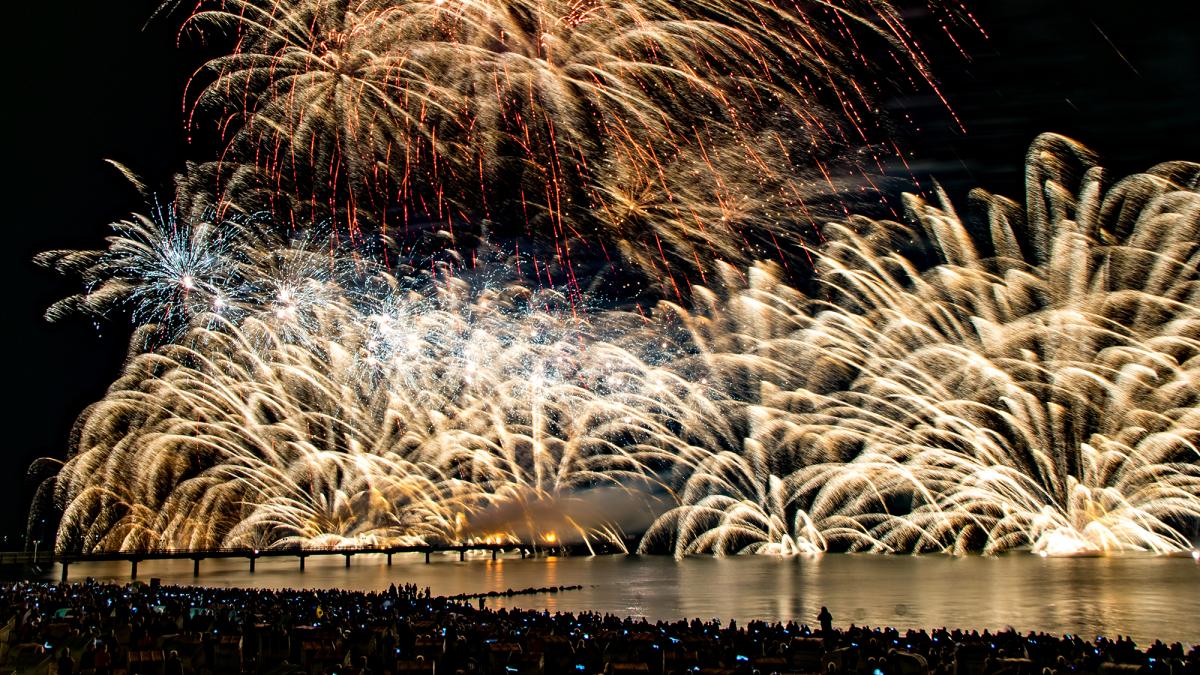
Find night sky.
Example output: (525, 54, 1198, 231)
(4, 0, 1199, 546)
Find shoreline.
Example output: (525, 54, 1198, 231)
(7, 554, 1197, 648)
(4, 580, 1197, 675)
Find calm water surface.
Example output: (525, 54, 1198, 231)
(41, 553, 1199, 645)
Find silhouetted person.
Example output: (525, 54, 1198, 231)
(56, 647, 74, 675)
(93, 642, 112, 675)
(818, 606, 834, 647)
(164, 649, 184, 675)
(79, 642, 95, 671)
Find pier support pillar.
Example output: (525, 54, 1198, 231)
(249, 556, 256, 573)
(130, 560, 139, 579)
(459, 549, 465, 562)
(193, 559, 201, 577)
(60, 562, 69, 584)
(424, 550, 431, 564)
(520, 548, 527, 559)
(299, 556, 306, 572)
(387, 553, 393, 566)
(492, 548, 497, 561)
(344, 554, 352, 568)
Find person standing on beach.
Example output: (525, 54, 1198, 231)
(56, 648, 74, 675)
(163, 650, 184, 675)
(818, 607, 834, 646)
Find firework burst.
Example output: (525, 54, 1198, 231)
(178, 0, 969, 285)
(36, 136, 1200, 556)
(36, 199, 241, 338)
(644, 135, 1200, 556)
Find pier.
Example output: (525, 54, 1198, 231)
(1, 543, 538, 583)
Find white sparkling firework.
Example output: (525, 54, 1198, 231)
(38, 135, 1200, 557)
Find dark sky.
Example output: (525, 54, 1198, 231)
(3, 1, 1198, 546)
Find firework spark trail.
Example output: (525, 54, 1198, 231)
(41, 254, 731, 551)
(642, 135, 1200, 556)
(35, 198, 241, 340)
(36, 135, 1200, 556)
(174, 0, 965, 286)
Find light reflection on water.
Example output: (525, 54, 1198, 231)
(41, 553, 1199, 645)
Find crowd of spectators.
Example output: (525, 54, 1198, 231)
(1, 580, 1195, 675)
